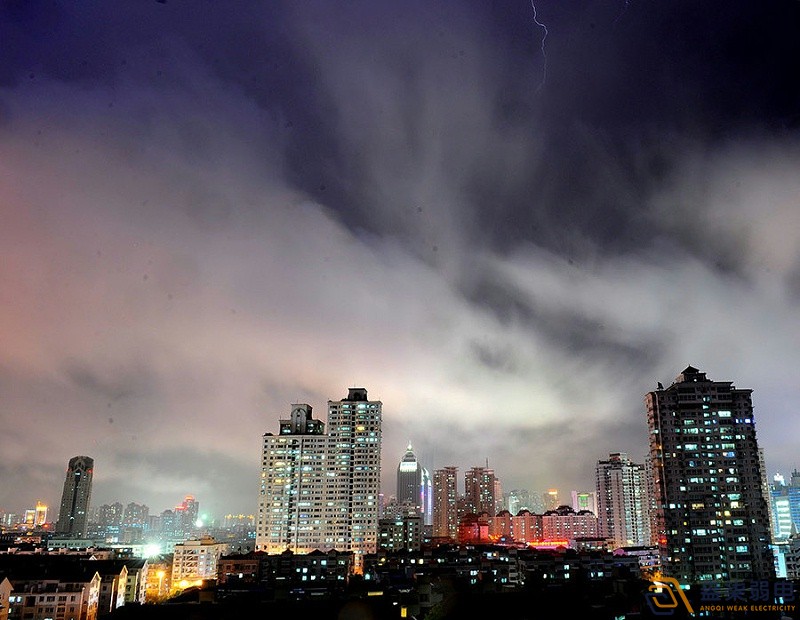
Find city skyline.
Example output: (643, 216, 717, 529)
(2, 369, 793, 525)
(2, 1, 800, 519)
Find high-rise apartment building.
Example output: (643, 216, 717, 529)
(464, 466, 496, 516)
(326, 388, 382, 566)
(595, 452, 650, 548)
(55, 455, 94, 537)
(432, 466, 459, 540)
(646, 366, 775, 583)
(256, 388, 382, 570)
(544, 489, 560, 511)
(174, 495, 200, 537)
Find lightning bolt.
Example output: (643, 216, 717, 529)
(529, 1, 548, 92)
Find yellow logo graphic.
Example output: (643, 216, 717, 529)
(645, 575, 695, 616)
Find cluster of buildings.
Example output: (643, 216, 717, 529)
(0, 366, 797, 619)
(255, 369, 792, 588)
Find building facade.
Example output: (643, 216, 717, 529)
(256, 388, 382, 571)
(55, 456, 94, 537)
(595, 452, 650, 548)
(646, 366, 775, 583)
(770, 470, 800, 541)
(463, 466, 496, 516)
(432, 467, 459, 540)
(396, 444, 432, 526)
(171, 536, 228, 589)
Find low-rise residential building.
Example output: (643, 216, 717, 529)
(171, 537, 228, 591)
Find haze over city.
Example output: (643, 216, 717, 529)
(1, 0, 799, 520)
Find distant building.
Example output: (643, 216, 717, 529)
(396, 444, 432, 526)
(646, 366, 775, 583)
(464, 466, 496, 516)
(541, 505, 598, 542)
(55, 456, 94, 538)
(571, 491, 597, 516)
(506, 489, 531, 515)
(378, 509, 423, 552)
(544, 489, 559, 511)
(595, 453, 649, 548)
(432, 466, 459, 540)
(31, 501, 48, 527)
(770, 469, 800, 541)
(173, 496, 199, 539)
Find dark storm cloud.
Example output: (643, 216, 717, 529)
(461, 270, 665, 373)
(64, 360, 158, 403)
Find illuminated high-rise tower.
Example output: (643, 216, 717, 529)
(595, 452, 649, 548)
(397, 444, 423, 507)
(257, 403, 330, 554)
(256, 388, 382, 571)
(464, 466, 496, 516)
(326, 388, 382, 568)
(433, 466, 459, 540)
(55, 455, 94, 537)
(396, 443, 432, 525)
(646, 366, 775, 583)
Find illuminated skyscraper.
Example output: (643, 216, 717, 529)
(34, 501, 48, 527)
(544, 489, 560, 511)
(174, 495, 200, 537)
(256, 388, 382, 570)
(257, 403, 331, 554)
(646, 366, 775, 583)
(55, 455, 94, 537)
(396, 443, 432, 525)
(326, 388, 382, 568)
(464, 466, 496, 516)
(397, 444, 423, 508)
(433, 466, 459, 540)
(595, 453, 649, 548)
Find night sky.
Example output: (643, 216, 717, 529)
(2, 0, 799, 519)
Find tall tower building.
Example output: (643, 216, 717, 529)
(327, 388, 382, 568)
(397, 444, 423, 509)
(646, 366, 775, 583)
(396, 444, 433, 526)
(256, 388, 382, 571)
(464, 466, 496, 516)
(257, 403, 330, 554)
(595, 452, 650, 548)
(55, 455, 94, 537)
(433, 466, 459, 540)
